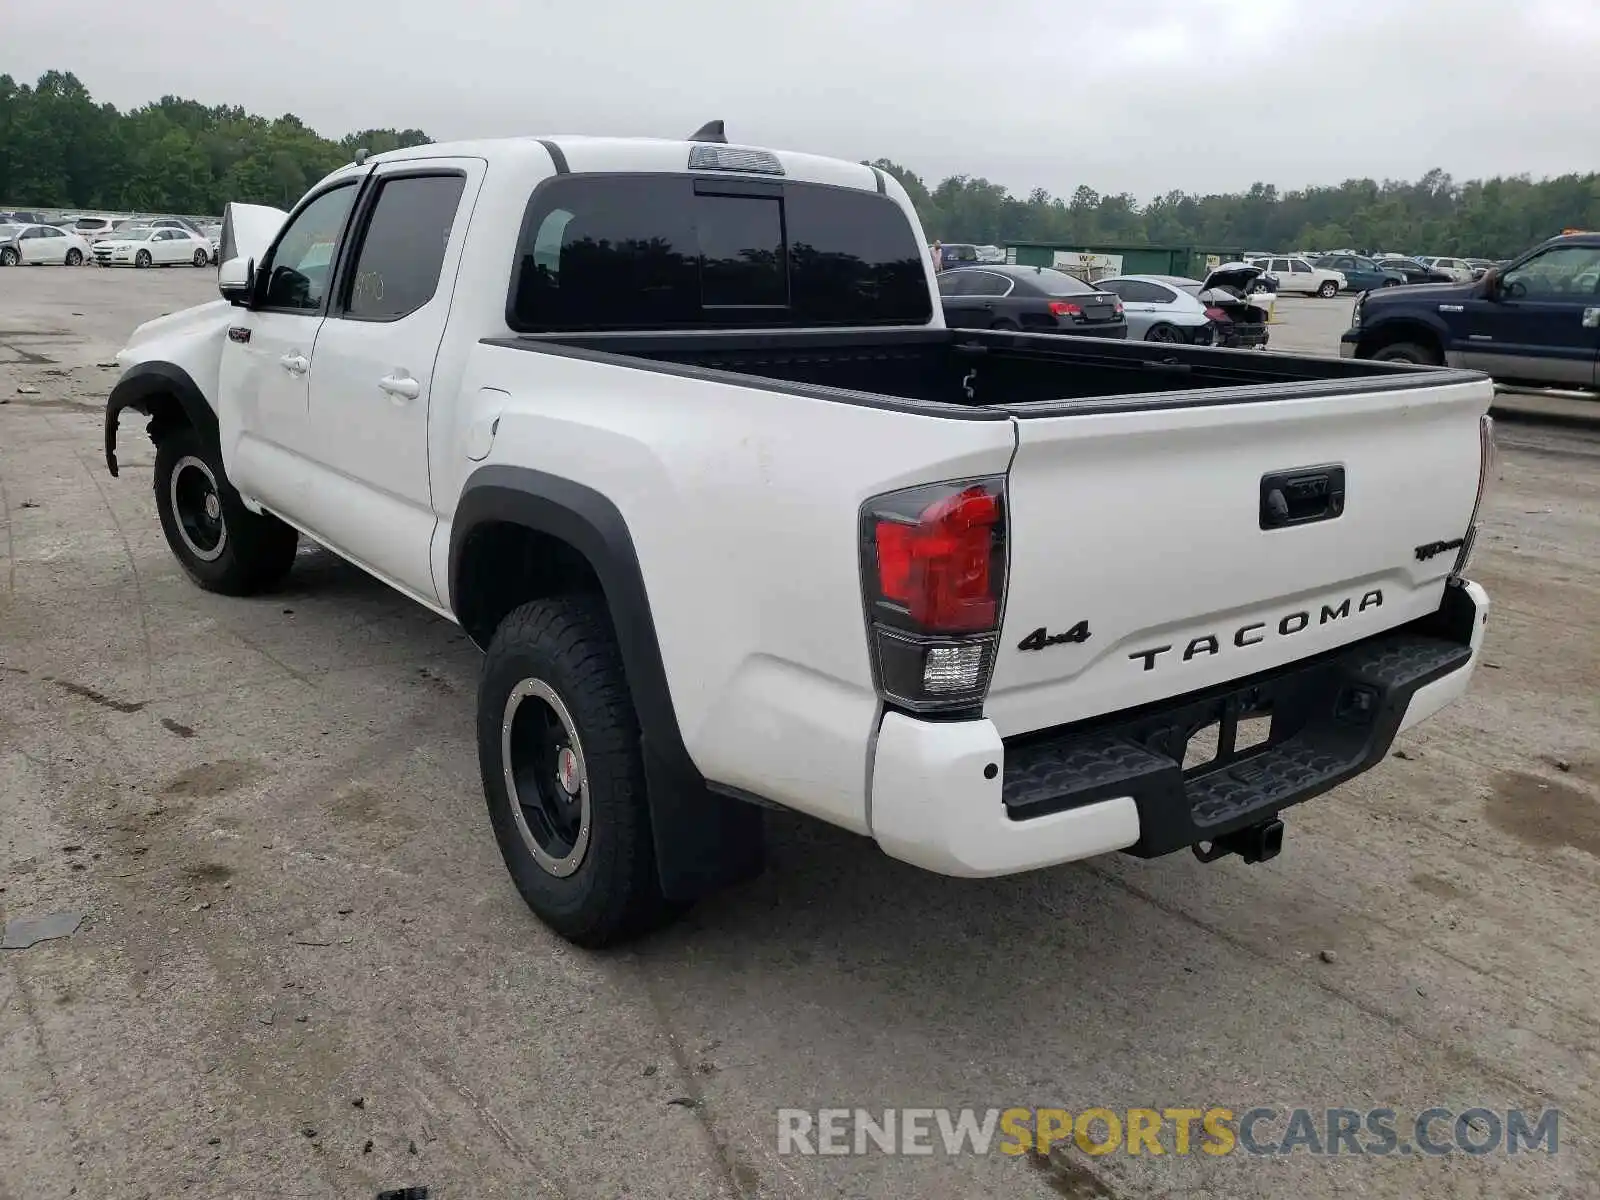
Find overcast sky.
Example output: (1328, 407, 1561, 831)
(9, 0, 1596, 199)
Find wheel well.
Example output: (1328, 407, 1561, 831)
(1357, 321, 1443, 360)
(141, 391, 194, 446)
(454, 521, 604, 648)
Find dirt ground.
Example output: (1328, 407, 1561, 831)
(2, 269, 1598, 1199)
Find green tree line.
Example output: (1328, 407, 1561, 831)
(3, 70, 1594, 256)
(874, 159, 1600, 259)
(0, 70, 431, 215)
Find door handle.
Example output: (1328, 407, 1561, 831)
(379, 373, 421, 400)
(279, 353, 309, 376)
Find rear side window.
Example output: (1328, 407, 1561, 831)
(343, 173, 466, 321)
(508, 175, 931, 331)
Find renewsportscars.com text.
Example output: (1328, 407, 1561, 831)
(776, 1106, 1560, 1157)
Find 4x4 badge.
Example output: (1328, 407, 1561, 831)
(1018, 622, 1091, 652)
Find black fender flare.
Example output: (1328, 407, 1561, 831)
(449, 464, 763, 901)
(104, 361, 217, 477)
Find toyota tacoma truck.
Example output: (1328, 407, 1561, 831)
(103, 124, 1496, 946)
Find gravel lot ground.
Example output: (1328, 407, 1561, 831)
(2, 269, 1598, 1199)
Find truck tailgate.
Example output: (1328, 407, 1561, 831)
(985, 377, 1491, 739)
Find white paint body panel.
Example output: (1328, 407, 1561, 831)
(107, 133, 1494, 876)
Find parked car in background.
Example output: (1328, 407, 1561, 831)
(1097, 275, 1215, 343)
(1344, 231, 1600, 392)
(60, 215, 122, 242)
(1420, 256, 1475, 283)
(1248, 256, 1345, 297)
(1193, 263, 1271, 349)
(0, 222, 90, 266)
(1374, 257, 1453, 285)
(201, 223, 222, 264)
(92, 225, 215, 268)
(934, 242, 982, 271)
(938, 265, 1127, 337)
(1314, 254, 1406, 292)
(1, 210, 53, 225)
(973, 244, 1006, 264)
(1464, 258, 1497, 279)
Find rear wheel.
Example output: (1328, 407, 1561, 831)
(478, 596, 674, 947)
(65, 248, 83, 266)
(153, 426, 299, 594)
(192, 248, 209, 267)
(1318, 280, 1340, 298)
(1371, 340, 1442, 366)
(135, 249, 152, 269)
(990, 319, 1019, 332)
(1145, 323, 1184, 344)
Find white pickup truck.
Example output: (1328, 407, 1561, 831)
(103, 125, 1495, 946)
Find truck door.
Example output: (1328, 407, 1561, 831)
(301, 159, 484, 601)
(1461, 243, 1600, 386)
(217, 180, 362, 521)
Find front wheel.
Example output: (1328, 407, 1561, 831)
(0, 248, 17, 267)
(135, 250, 152, 269)
(1371, 340, 1443, 366)
(193, 248, 209, 267)
(65, 248, 83, 266)
(478, 596, 673, 947)
(1318, 280, 1340, 298)
(153, 426, 299, 594)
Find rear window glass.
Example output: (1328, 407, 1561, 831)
(1019, 267, 1097, 297)
(508, 175, 932, 331)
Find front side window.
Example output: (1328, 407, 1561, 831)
(1501, 246, 1600, 299)
(260, 183, 359, 312)
(344, 173, 466, 321)
(1290, 259, 1313, 273)
(509, 175, 931, 331)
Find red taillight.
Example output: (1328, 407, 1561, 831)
(861, 478, 1007, 712)
(874, 486, 1000, 632)
(1047, 300, 1082, 318)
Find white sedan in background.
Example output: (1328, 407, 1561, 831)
(1248, 255, 1347, 297)
(92, 226, 215, 268)
(0, 222, 92, 266)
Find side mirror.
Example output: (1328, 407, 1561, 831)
(1479, 268, 1501, 298)
(218, 256, 254, 306)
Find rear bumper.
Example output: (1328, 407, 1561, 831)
(868, 579, 1487, 877)
(1219, 324, 1269, 349)
(1054, 322, 1128, 339)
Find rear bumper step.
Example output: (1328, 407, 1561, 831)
(1001, 610, 1475, 857)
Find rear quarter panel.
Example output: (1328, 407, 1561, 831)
(442, 343, 1017, 832)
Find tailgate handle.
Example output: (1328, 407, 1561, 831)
(1260, 465, 1345, 530)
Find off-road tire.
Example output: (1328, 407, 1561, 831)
(153, 425, 298, 595)
(478, 596, 673, 947)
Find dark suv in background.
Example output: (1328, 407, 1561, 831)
(1342, 232, 1600, 392)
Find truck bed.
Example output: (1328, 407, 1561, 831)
(484, 326, 1481, 417)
